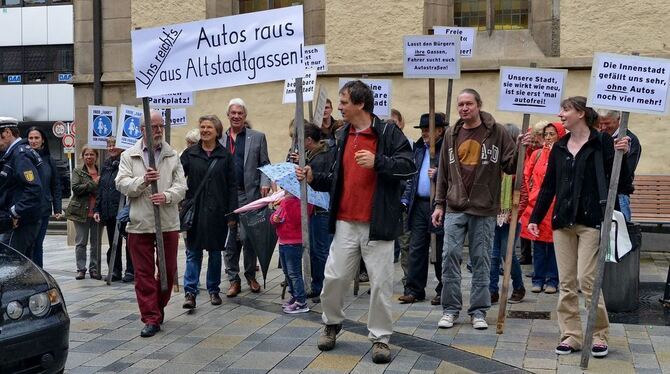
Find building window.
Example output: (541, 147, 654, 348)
(454, 0, 528, 31)
(0, 45, 73, 84)
(1, 0, 71, 6)
(238, 0, 302, 14)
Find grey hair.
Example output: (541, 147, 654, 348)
(596, 109, 621, 119)
(185, 128, 200, 144)
(140, 110, 164, 125)
(227, 98, 247, 114)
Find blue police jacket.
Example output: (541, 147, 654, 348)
(0, 138, 44, 223)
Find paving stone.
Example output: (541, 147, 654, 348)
(70, 338, 126, 354)
(274, 355, 314, 370)
(492, 349, 525, 367)
(65, 352, 101, 369)
(150, 363, 208, 373)
(82, 349, 134, 367)
(631, 344, 657, 354)
(633, 353, 661, 369)
(412, 354, 442, 370)
(172, 346, 223, 364)
(227, 351, 289, 370)
(307, 353, 361, 372)
(523, 357, 558, 370)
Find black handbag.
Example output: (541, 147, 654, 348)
(179, 158, 218, 232)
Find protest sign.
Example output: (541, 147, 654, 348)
(588, 53, 670, 115)
(304, 44, 327, 73)
(312, 86, 328, 126)
(131, 5, 305, 98)
(432, 26, 476, 58)
(403, 35, 460, 79)
(149, 92, 195, 107)
(116, 105, 143, 149)
(497, 66, 567, 115)
(283, 69, 316, 104)
(157, 108, 188, 128)
(88, 105, 117, 149)
(338, 78, 391, 118)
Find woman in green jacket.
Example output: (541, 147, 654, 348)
(66, 146, 102, 280)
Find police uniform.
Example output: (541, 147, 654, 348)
(0, 119, 44, 257)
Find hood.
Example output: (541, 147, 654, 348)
(550, 121, 567, 138)
(0, 243, 50, 303)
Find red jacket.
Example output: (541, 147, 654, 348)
(519, 122, 565, 242)
(271, 196, 313, 245)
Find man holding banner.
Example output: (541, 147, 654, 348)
(115, 110, 186, 337)
(296, 80, 415, 364)
(220, 98, 271, 297)
(431, 89, 517, 330)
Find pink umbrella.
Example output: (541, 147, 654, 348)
(233, 190, 285, 214)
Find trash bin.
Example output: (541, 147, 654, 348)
(602, 222, 642, 313)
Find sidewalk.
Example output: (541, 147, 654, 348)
(40, 235, 669, 373)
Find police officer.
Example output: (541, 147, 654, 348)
(0, 117, 44, 257)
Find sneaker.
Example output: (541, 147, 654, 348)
(509, 288, 526, 304)
(371, 342, 391, 364)
(555, 342, 578, 355)
(471, 316, 488, 330)
(490, 292, 499, 304)
(317, 324, 342, 351)
(591, 343, 609, 358)
(283, 301, 309, 314)
(438, 313, 455, 328)
(358, 272, 369, 283)
(122, 273, 134, 283)
(182, 293, 196, 309)
(531, 285, 543, 293)
(282, 296, 297, 308)
(544, 285, 557, 294)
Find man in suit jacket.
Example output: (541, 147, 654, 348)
(220, 98, 271, 297)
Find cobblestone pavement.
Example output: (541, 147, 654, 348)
(39, 235, 670, 373)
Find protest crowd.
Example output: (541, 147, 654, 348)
(0, 77, 641, 364)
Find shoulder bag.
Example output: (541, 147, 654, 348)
(179, 158, 218, 232)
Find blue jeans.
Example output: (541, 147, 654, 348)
(279, 244, 306, 303)
(309, 212, 332, 295)
(441, 212, 495, 318)
(532, 240, 558, 288)
(489, 223, 524, 293)
(31, 216, 50, 267)
(618, 194, 631, 222)
(183, 248, 222, 296)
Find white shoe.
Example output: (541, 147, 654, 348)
(471, 316, 488, 330)
(438, 313, 455, 328)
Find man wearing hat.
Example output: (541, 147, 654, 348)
(399, 113, 447, 305)
(0, 117, 44, 256)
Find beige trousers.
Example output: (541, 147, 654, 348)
(320, 220, 395, 344)
(553, 225, 609, 349)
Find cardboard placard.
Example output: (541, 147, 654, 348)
(304, 44, 327, 73)
(338, 78, 392, 118)
(498, 66, 568, 115)
(149, 92, 195, 107)
(432, 26, 476, 58)
(283, 69, 316, 104)
(403, 35, 461, 79)
(131, 6, 305, 97)
(312, 86, 328, 126)
(87, 105, 117, 149)
(116, 105, 144, 149)
(588, 52, 670, 115)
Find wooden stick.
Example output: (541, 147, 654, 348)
(295, 77, 312, 296)
(164, 108, 172, 144)
(428, 78, 437, 264)
(580, 110, 629, 368)
(445, 79, 453, 126)
(141, 98, 168, 293)
(105, 195, 127, 285)
(496, 112, 531, 334)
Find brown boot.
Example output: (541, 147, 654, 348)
(75, 271, 86, 280)
(182, 293, 196, 309)
(210, 293, 222, 305)
(226, 281, 241, 297)
(248, 278, 261, 293)
(89, 269, 102, 280)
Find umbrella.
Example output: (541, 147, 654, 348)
(234, 190, 285, 214)
(259, 162, 330, 210)
(237, 207, 277, 288)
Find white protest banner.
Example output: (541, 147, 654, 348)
(149, 92, 195, 107)
(158, 108, 188, 128)
(304, 44, 327, 73)
(433, 26, 476, 58)
(283, 69, 316, 104)
(87, 105, 117, 149)
(497, 66, 568, 115)
(403, 35, 461, 79)
(131, 5, 305, 98)
(116, 105, 143, 150)
(588, 53, 670, 115)
(338, 78, 392, 118)
(313, 85, 328, 126)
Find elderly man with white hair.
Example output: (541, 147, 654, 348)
(115, 110, 186, 337)
(220, 98, 271, 297)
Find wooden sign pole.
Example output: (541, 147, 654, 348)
(295, 77, 312, 295)
(141, 98, 169, 292)
(105, 195, 127, 285)
(428, 79, 437, 264)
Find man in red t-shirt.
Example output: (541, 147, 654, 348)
(296, 80, 415, 364)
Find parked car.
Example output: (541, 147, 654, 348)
(0, 242, 69, 374)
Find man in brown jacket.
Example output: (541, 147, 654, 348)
(431, 89, 517, 330)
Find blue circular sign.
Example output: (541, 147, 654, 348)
(93, 115, 113, 137)
(123, 116, 142, 139)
